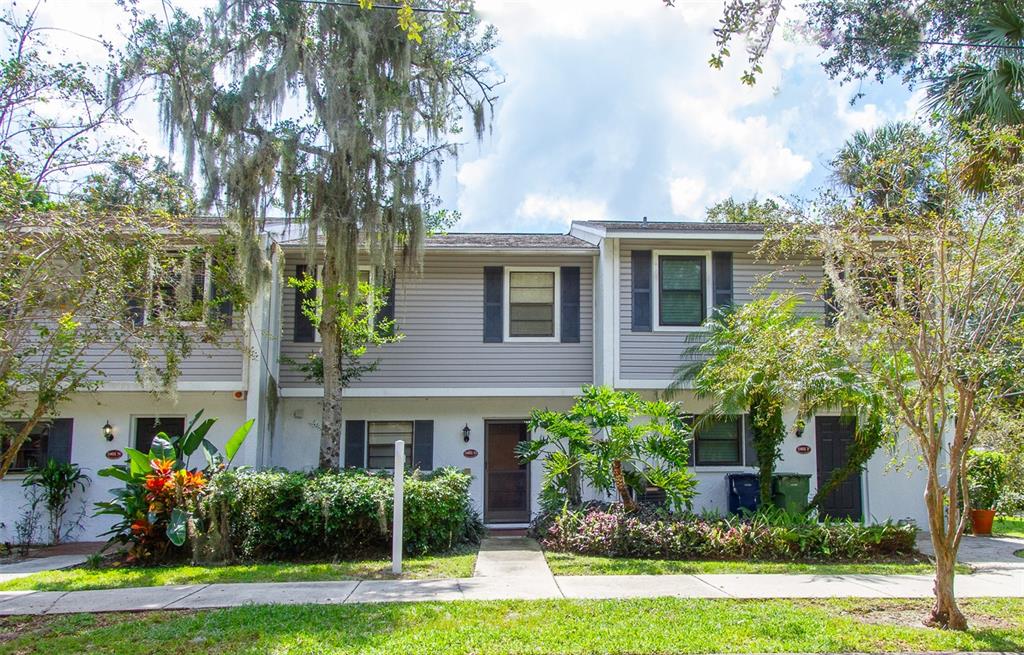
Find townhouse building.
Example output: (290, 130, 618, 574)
(0, 220, 929, 542)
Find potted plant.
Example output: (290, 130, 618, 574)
(967, 449, 1008, 535)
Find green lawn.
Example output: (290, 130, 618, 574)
(544, 551, 957, 576)
(1, 598, 1023, 654)
(0, 547, 477, 592)
(994, 516, 1024, 539)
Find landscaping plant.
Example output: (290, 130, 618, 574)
(537, 505, 917, 563)
(201, 467, 482, 560)
(22, 461, 90, 545)
(518, 386, 696, 512)
(95, 411, 253, 563)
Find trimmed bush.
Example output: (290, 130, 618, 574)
(536, 506, 918, 562)
(201, 467, 483, 561)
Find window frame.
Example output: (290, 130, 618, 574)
(1, 420, 50, 472)
(132, 415, 187, 454)
(144, 250, 212, 326)
(653, 250, 712, 331)
(503, 266, 561, 343)
(693, 415, 743, 467)
(365, 419, 415, 470)
(314, 265, 373, 343)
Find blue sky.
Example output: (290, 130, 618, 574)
(36, 0, 923, 233)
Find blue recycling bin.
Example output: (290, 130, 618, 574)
(727, 473, 761, 514)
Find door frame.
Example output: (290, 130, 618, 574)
(814, 415, 865, 522)
(483, 418, 531, 524)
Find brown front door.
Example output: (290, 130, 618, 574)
(485, 421, 530, 523)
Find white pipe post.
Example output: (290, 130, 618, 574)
(392, 439, 405, 574)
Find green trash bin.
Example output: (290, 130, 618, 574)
(771, 473, 811, 515)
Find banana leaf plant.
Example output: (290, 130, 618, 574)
(95, 411, 253, 560)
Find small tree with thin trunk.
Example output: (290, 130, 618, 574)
(779, 123, 1024, 629)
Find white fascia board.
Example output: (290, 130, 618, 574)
(614, 378, 681, 390)
(94, 381, 246, 392)
(279, 386, 584, 398)
(569, 223, 607, 243)
(607, 230, 764, 241)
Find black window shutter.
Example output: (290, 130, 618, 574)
(344, 420, 366, 468)
(412, 420, 434, 471)
(712, 252, 733, 308)
(377, 278, 396, 336)
(209, 279, 234, 328)
(483, 266, 504, 343)
(631, 250, 652, 331)
(742, 414, 758, 468)
(294, 264, 315, 343)
(823, 281, 838, 326)
(46, 418, 73, 464)
(560, 266, 581, 343)
(127, 298, 144, 327)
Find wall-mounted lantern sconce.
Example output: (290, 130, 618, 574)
(462, 424, 471, 443)
(102, 420, 114, 442)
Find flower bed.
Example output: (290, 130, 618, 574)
(536, 506, 918, 562)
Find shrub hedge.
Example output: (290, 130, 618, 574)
(536, 506, 918, 562)
(201, 467, 483, 560)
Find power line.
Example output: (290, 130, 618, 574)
(852, 35, 1024, 52)
(280, 0, 471, 14)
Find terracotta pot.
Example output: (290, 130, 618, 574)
(971, 508, 996, 536)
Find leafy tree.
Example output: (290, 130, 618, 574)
(286, 273, 402, 387)
(792, 123, 1024, 629)
(518, 386, 696, 512)
(924, 1, 1024, 126)
(677, 294, 837, 501)
(705, 196, 787, 223)
(76, 154, 198, 217)
(116, 1, 498, 469)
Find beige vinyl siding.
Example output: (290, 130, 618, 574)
(618, 239, 824, 382)
(279, 251, 594, 388)
(79, 328, 247, 383)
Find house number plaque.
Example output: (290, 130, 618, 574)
(463, 449, 479, 458)
(795, 445, 812, 454)
(105, 449, 124, 460)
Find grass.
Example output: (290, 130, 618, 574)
(0, 546, 477, 592)
(994, 516, 1024, 539)
(1, 598, 1024, 654)
(544, 551, 964, 576)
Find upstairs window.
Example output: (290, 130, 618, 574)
(694, 416, 742, 466)
(148, 251, 210, 324)
(367, 420, 414, 469)
(658, 255, 706, 327)
(507, 269, 558, 339)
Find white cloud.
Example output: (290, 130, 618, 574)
(668, 176, 706, 216)
(516, 194, 608, 224)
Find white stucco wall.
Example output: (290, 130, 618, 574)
(0, 391, 249, 543)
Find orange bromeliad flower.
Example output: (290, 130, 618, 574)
(150, 459, 175, 476)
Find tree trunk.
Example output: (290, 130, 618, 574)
(568, 465, 582, 508)
(318, 231, 345, 470)
(930, 538, 967, 630)
(612, 460, 636, 511)
(924, 461, 968, 630)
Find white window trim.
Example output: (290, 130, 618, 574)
(314, 265, 373, 343)
(365, 419, 414, 470)
(504, 266, 561, 343)
(144, 252, 212, 326)
(652, 249, 712, 332)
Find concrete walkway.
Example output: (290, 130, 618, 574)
(0, 555, 91, 584)
(1, 536, 1022, 616)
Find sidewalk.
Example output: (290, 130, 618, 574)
(1, 536, 1022, 616)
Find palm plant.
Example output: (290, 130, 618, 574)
(926, 1, 1024, 127)
(676, 293, 888, 505)
(22, 460, 90, 544)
